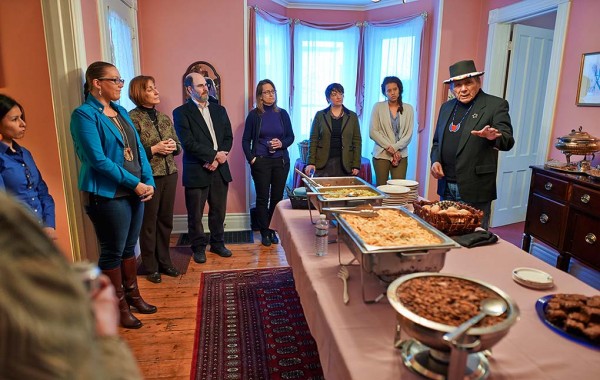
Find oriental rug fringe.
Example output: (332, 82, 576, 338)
(191, 267, 324, 380)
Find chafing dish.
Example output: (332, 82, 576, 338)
(333, 206, 460, 303)
(387, 273, 519, 379)
(303, 176, 387, 222)
(555, 126, 599, 164)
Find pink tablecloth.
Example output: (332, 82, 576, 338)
(271, 200, 599, 380)
(292, 157, 372, 188)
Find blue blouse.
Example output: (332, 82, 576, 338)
(0, 142, 56, 227)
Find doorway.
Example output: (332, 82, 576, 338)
(484, 0, 571, 227)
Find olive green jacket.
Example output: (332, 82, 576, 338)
(307, 106, 362, 173)
(129, 107, 181, 177)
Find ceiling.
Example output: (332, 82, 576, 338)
(271, 0, 415, 11)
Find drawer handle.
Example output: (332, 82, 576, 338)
(580, 194, 591, 204)
(544, 182, 553, 191)
(539, 214, 549, 224)
(585, 233, 596, 245)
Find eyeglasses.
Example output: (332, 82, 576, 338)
(98, 78, 125, 85)
(262, 90, 276, 95)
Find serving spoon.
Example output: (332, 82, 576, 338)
(443, 298, 507, 346)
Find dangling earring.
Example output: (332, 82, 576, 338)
(99, 88, 102, 97)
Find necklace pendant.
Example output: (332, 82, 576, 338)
(124, 147, 134, 162)
(449, 123, 461, 132)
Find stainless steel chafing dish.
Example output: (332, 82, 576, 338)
(334, 206, 460, 303)
(555, 126, 599, 164)
(303, 176, 387, 222)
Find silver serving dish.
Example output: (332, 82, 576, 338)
(387, 273, 520, 353)
(303, 176, 387, 220)
(555, 126, 599, 163)
(335, 206, 460, 279)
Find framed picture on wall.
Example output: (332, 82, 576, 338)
(576, 51, 600, 106)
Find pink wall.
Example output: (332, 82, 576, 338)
(0, 0, 71, 256)
(81, 0, 102, 64)
(137, 0, 248, 215)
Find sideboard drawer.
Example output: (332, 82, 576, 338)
(532, 173, 569, 201)
(570, 184, 600, 215)
(526, 194, 567, 248)
(565, 212, 600, 269)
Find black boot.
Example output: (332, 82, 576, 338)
(102, 267, 143, 329)
(121, 257, 157, 314)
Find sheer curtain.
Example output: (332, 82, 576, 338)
(255, 12, 291, 112)
(108, 9, 136, 111)
(362, 15, 425, 180)
(289, 23, 360, 170)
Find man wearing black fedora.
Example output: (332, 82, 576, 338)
(430, 59, 515, 229)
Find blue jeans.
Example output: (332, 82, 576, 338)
(86, 194, 144, 270)
(442, 182, 491, 230)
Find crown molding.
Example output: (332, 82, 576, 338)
(271, 0, 413, 11)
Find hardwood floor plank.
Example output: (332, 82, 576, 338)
(121, 233, 288, 379)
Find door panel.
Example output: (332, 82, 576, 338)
(492, 24, 554, 227)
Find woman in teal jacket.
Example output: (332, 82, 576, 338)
(70, 61, 157, 329)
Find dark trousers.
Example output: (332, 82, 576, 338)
(251, 157, 290, 236)
(86, 194, 144, 270)
(139, 172, 178, 273)
(372, 157, 408, 186)
(184, 173, 228, 251)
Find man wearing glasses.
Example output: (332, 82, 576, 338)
(173, 73, 233, 264)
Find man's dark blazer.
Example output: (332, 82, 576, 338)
(430, 90, 515, 203)
(173, 99, 233, 188)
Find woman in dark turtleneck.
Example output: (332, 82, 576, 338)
(129, 75, 182, 283)
(242, 79, 295, 247)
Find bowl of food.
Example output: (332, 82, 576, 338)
(387, 273, 519, 352)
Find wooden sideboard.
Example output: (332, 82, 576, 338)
(522, 166, 600, 272)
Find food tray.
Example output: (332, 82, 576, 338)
(335, 206, 460, 278)
(413, 200, 483, 236)
(304, 176, 387, 220)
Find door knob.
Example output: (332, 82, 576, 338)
(544, 182, 553, 191)
(580, 194, 591, 204)
(539, 214, 549, 224)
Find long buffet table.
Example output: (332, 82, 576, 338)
(271, 200, 599, 380)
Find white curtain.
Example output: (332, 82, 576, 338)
(108, 9, 136, 111)
(255, 14, 291, 112)
(362, 16, 424, 180)
(290, 24, 360, 171)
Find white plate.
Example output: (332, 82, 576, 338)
(377, 185, 411, 194)
(512, 267, 554, 289)
(387, 179, 419, 187)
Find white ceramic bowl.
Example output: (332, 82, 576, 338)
(377, 185, 410, 194)
(387, 179, 419, 187)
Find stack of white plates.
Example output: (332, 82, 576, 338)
(386, 179, 419, 205)
(377, 184, 413, 206)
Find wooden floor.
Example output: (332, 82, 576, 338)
(121, 233, 288, 379)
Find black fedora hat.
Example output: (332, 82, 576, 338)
(443, 60, 484, 83)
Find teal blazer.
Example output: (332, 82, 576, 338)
(70, 95, 155, 197)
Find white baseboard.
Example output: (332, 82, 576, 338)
(172, 213, 251, 234)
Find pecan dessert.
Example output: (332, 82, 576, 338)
(544, 294, 600, 344)
(396, 276, 507, 327)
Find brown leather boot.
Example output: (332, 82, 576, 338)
(102, 267, 143, 329)
(121, 257, 157, 314)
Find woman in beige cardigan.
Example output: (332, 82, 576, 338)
(369, 76, 414, 186)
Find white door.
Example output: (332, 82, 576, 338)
(491, 24, 553, 227)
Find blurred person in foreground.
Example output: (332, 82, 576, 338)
(0, 191, 141, 379)
(243, 79, 294, 247)
(129, 75, 182, 283)
(173, 73, 234, 264)
(70, 61, 157, 329)
(304, 83, 362, 177)
(430, 60, 515, 229)
(0, 94, 56, 240)
(369, 76, 414, 186)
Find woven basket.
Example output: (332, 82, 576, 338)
(298, 140, 310, 164)
(286, 186, 309, 209)
(413, 200, 483, 236)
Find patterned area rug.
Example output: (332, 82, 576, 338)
(191, 267, 324, 380)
